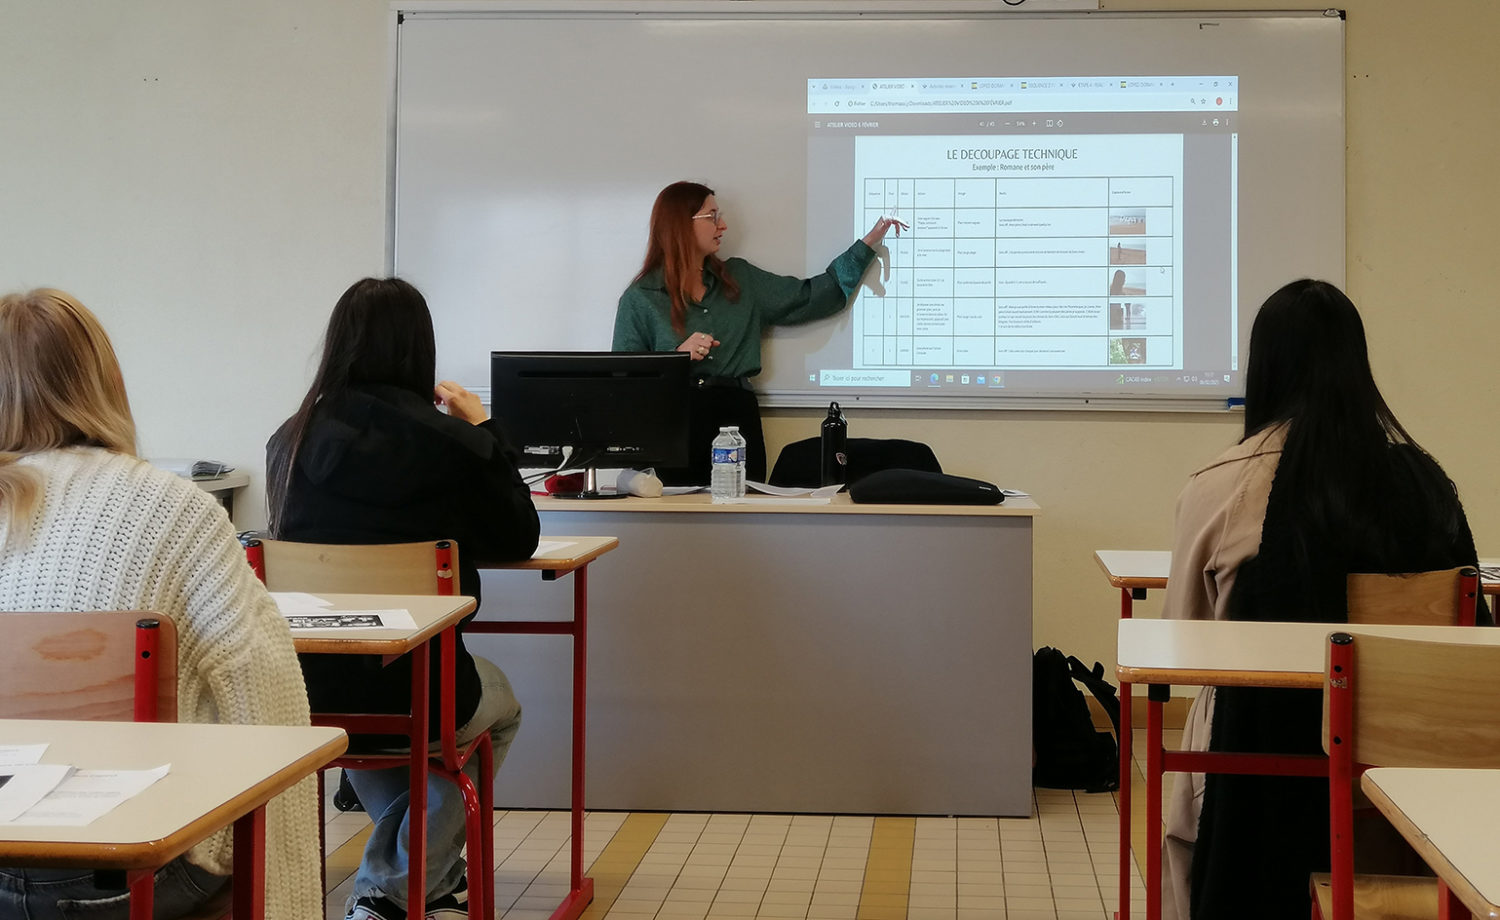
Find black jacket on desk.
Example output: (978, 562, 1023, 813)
(268, 384, 540, 735)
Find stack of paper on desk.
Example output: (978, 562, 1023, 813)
(0, 744, 169, 826)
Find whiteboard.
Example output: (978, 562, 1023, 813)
(391, 4, 1344, 409)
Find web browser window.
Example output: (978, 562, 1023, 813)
(805, 77, 1241, 396)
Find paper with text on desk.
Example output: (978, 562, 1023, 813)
(283, 609, 419, 632)
(0, 763, 72, 823)
(270, 593, 419, 631)
(9, 764, 170, 827)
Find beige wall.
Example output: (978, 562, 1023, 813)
(767, 0, 1500, 673)
(2, 1, 1495, 679)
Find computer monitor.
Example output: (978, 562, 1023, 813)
(489, 350, 691, 499)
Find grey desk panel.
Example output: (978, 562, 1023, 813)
(472, 509, 1033, 816)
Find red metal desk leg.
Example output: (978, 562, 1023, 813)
(1439, 880, 1471, 920)
(232, 805, 268, 919)
(409, 640, 431, 914)
(127, 868, 154, 920)
(551, 563, 594, 920)
(1145, 687, 1166, 920)
(1117, 587, 1135, 920)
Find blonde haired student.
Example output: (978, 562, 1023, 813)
(0, 289, 322, 920)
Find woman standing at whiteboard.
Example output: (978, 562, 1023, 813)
(612, 180, 905, 485)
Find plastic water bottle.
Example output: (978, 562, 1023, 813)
(711, 426, 745, 502)
(730, 426, 747, 494)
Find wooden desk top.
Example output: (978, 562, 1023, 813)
(0, 720, 346, 868)
(485, 535, 618, 574)
(1117, 618, 1500, 689)
(1094, 549, 1170, 589)
(1099, 550, 1498, 595)
(533, 491, 1039, 518)
(288, 593, 476, 656)
(1362, 768, 1500, 920)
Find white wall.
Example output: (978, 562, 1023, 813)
(4, 0, 1498, 681)
(0, 0, 389, 508)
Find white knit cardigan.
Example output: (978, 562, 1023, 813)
(0, 447, 320, 920)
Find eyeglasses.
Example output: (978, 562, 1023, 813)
(691, 209, 726, 225)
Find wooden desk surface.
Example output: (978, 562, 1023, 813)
(534, 491, 1039, 518)
(1094, 549, 1170, 589)
(287, 593, 475, 656)
(1100, 551, 1498, 596)
(1117, 619, 1500, 689)
(486, 535, 618, 574)
(1362, 768, 1500, 920)
(0, 720, 346, 868)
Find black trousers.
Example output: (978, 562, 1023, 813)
(658, 385, 765, 486)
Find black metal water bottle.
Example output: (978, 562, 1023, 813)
(820, 401, 847, 487)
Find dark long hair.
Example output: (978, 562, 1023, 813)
(266, 277, 436, 534)
(1239, 279, 1462, 610)
(632, 181, 740, 337)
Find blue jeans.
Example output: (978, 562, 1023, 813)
(348, 656, 521, 911)
(0, 859, 227, 920)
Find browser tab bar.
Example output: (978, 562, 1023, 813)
(807, 76, 1239, 115)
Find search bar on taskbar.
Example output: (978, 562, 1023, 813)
(819, 369, 912, 387)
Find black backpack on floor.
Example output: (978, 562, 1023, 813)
(1032, 647, 1122, 793)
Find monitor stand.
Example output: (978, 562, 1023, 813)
(551, 466, 631, 500)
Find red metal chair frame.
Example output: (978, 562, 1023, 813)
(244, 539, 494, 920)
(1322, 633, 1470, 920)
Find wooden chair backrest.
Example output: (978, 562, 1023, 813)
(1345, 566, 1478, 626)
(0, 611, 178, 721)
(1323, 633, 1500, 768)
(252, 538, 457, 596)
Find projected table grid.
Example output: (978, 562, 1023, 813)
(857, 175, 1176, 370)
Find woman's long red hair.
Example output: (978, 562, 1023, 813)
(632, 181, 740, 337)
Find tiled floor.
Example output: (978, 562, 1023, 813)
(322, 728, 1178, 920)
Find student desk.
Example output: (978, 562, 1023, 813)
(472, 494, 1038, 817)
(1096, 551, 1500, 608)
(1361, 767, 1500, 920)
(289, 592, 475, 916)
(0, 719, 346, 920)
(1097, 550, 1499, 917)
(466, 535, 618, 920)
(1093, 549, 1171, 920)
(1115, 619, 1500, 920)
(1096, 550, 1500, 917)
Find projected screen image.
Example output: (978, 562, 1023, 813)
(801, 77, 1240, 398)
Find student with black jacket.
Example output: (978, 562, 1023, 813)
(267, 277, 539, 920)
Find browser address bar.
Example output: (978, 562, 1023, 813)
(808, 93, 1237, 114)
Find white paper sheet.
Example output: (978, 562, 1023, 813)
(283, 609, 419, 632)
(715, 496, 832, 506)
(9, 764, 170, 826)
(745, 481, 844, 498)
(662, 485, 706, 496)
(0, 744, 47, 767)
(0, 764, 73, 823)
(270, 592, 334, 614)
(531, 540, 576, 558)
